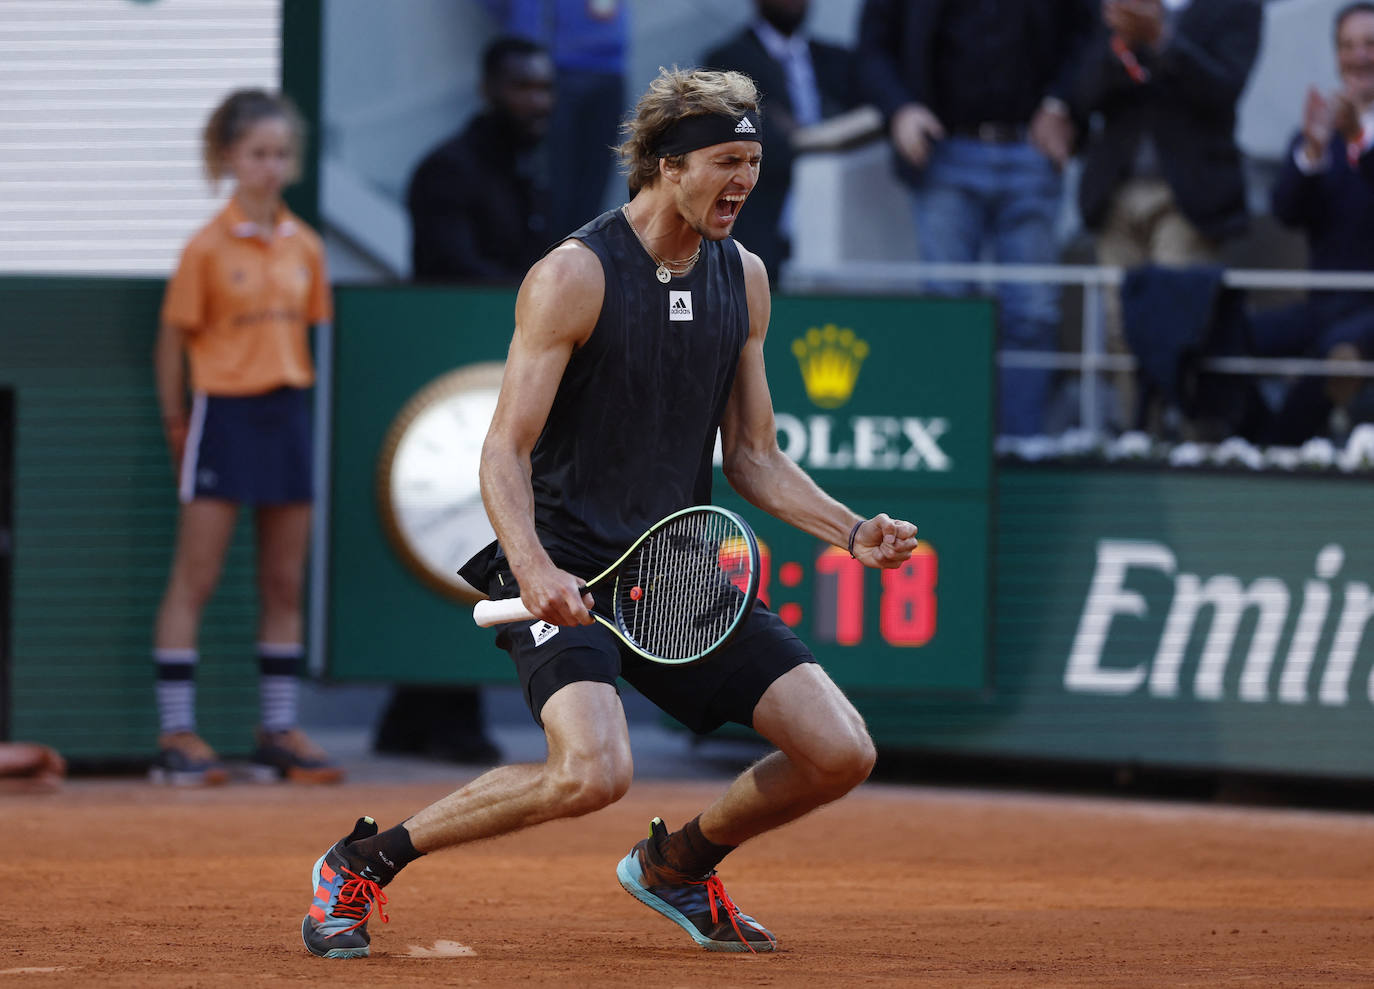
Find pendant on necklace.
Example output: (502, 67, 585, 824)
(656, 265, 671, 283)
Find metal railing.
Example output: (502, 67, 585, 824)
(782, 261, 1374, 435)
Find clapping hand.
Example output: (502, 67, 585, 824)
(1330, 88, 1365, 144)
(1302, 86, 1334, 165)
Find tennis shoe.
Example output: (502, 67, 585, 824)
(148, 731, 228, 786)
(616, 817, 776, 953)
(302, 816, 389, 959)
(250, 727, 345, 784)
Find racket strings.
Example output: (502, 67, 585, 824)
(619, 512, 753, 661)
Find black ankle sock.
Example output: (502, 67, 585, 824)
(659, 815, 735, 877)
(349, 822, 423, 884)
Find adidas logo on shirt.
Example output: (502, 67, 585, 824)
(669, 290, 693, 321)
(735, 116, 756, 134)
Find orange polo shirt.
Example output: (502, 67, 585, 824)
(161, 198, 332, 396)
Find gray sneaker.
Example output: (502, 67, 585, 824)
(615, 817, 776, 952)
(302, 817, 389, 959)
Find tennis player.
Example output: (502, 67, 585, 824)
(302, 66, 918, 959)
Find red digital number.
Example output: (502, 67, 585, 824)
(879, 545, 937, 646)
(813, 547, 864, 645)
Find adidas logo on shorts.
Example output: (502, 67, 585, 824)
(529, 620, 559, 646)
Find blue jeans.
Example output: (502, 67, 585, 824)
(910, 138, 1062, 436)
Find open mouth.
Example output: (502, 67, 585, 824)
(715, 194, 745, 224)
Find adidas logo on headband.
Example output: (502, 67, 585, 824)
(653, 111, 763, 156)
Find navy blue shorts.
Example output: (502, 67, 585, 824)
(179, 387, 313, 505)
(490, 572, 815, 734)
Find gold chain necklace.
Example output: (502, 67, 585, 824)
(622, 206, 700, 283)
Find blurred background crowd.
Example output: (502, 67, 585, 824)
(315, 0, 1374, 452)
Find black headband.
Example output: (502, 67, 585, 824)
(652, 111, 762, 157)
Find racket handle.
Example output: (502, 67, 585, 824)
(472, 598, 535, 627)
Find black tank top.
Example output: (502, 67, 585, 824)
(527, 208, 749, 577)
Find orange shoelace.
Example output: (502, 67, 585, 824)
(700, 875, 776, 954)
(327, 867, 390, 937)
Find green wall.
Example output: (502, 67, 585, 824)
(8, 277, 1374, 782)
(0, 278, 259, 758)
(864, 468, 1374, 780)
(326, 286, 517, 684)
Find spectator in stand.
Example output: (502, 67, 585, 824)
(1075, 0, 1262, 433)
(702, 0, 859, 285)
(479, 0, 629, 240)
(1248, 1, 1374, 445)
(407, 36, 555, 283)
(392, 36, 557, 764)
(856, 0, 1094, 438)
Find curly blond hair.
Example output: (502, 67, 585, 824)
(617, 67, 760, 193)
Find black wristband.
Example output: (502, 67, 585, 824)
(847, 519, 864, 558)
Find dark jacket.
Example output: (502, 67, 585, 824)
(703, 27, 857, 281)
(1270, 131, 1374, 323)
(406, 112, 551, 283)
(855, 0, 1092, 187)
(1075, 0, 1261, 242)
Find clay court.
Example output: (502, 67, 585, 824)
(13, 770, 1374, 987)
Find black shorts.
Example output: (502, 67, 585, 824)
(490, 584, 815, 734)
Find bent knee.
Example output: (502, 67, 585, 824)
(545, 761, 632, 817)
(803, 731, 876, 794)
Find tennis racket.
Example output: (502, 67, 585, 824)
(471, 505, 761, 665)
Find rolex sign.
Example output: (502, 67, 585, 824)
(712, 294, 995, 693)
(327, 287, 997, 697)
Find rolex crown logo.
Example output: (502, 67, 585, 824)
(791, 324, 869, 408)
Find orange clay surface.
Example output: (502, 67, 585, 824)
(11, 777, 1374, 987)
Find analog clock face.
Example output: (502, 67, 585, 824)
(377, 362, 505, 603)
